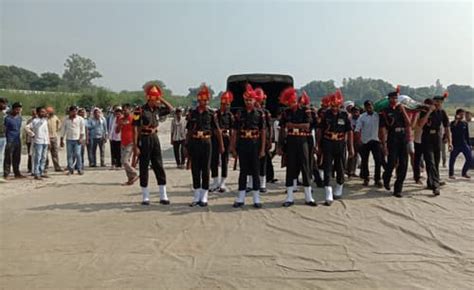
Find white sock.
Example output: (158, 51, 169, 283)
(335, 183, 343, 197)
(247, 175, 252, 188)
(286, 187, 294, 202)
(319, 169, 324, 178)
(260, 176, 266, 189)
(193, 188, 201, 202)
(141, 187, 150, 202)
(159, 185, 168, 201)
(200, 189, 209, 203)
(304, 186, 314, 202)
(252, 191, 261, 204)
(236, 190, 246, 203)
(325, 186, 333, 202)
(220, 177, 226, 188)
(212, 177, 220, 188)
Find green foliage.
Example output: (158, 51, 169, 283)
(62, 54, 102, 91)
(299, 80, 337, 103)
(0, 65, 39, 90)
(31, 72, 63, 91)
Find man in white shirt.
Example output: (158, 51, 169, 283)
(25, 107, 50, 180)
(355, 100, 383, 187)
(60, 106, 86, 175)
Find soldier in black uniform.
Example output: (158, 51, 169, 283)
(278, 88, 317, 207)
(380, 87, 412, 197)
(133, 82, 173, 205)
(186, 85, 224, 207)
(230, 84, 266, 208)
(254, 87, 272, 193)
(417, 93, 451, 195)
(209, 91, 234, 193)
(316, 90, 354, 206)
(187, 85, 224, 207)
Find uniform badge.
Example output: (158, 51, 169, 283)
(133, 114, 140, 121)
(337, 119, 345, 125)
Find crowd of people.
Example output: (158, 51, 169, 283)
(0, 98, 139, 185)
(1, 83, 473, 208)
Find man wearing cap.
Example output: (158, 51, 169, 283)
(46, 106, 62, 172)
(60, 106, 86, 175)
(417, 93, 451, 195)
(4, 102, 25, 179)
(230, 84, 266, 208)
(279, 89, 317, 207)
(133, 82, 173, 205)
(380, 86, 412, 197)
(316, 90, 354, 205)
(88, 108, 108, 167)
(210, 91, 234, 193)
(187, 84, 224, 207)
(355, 100, 383, 187)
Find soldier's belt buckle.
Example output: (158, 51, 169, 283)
(244, 131, 252, 138)
(293, 128, 300, 134)
(331, 132, 338, 140)
(197, 131, 204, 138)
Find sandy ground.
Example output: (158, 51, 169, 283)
(1, 119, 473, 289)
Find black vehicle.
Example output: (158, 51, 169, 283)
(227, 73, 293, 117)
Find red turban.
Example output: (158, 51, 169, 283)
(143, 81, 163, 101)
(254, 87, 267, 104)
(197, 84, 210, 101)
(220, 91, 234, 104)
(243, 83, 256, 100)
(279, 87, 297, 106)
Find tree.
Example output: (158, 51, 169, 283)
(31, 72, 63, 91)
(299, 80, 337, 103)
(0, 65, 39, 90)
(62, 54, 102, 91)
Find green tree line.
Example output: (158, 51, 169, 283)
(1, 54, 472, 114)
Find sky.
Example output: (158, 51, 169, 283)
(1, 0, 472, 95)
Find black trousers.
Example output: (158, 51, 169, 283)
(322, 139, 345, 186)
(139, 135, 166, 187)
(110, 140, 122, 167)
(286, 137, 311, 187)
(26, 142, 33, 172)
(237, 140, 260, 191)
(422, 135, 441, 190)
(189, 139, 212, 190)
(211, 136, 230, 178)
(266, 153, 275, 181)
(173, 140, 186, 166)
(4, 141, 21, 177)
(360, 140, 382, 182)
(383, 135, 408, 194)
(413, 142, 423, 182)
